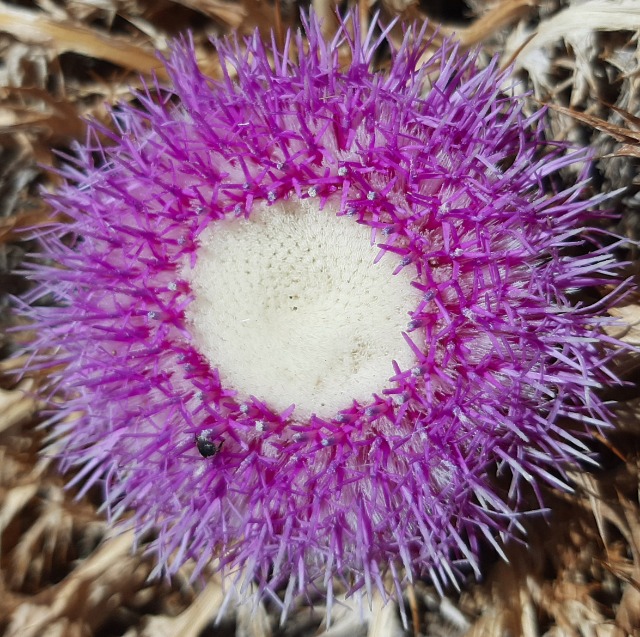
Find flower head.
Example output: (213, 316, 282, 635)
(22, 12, 623, 609)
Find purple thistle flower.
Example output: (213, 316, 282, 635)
(20, 12, 626, 612)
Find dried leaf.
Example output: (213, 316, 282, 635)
(140, 577, 225, 637)
(367, 594, 404, 637)
(545, 102, 640, 146)
(0, 87, 86, 142)
(0, 205, 58, 243)
(516, 0, 640, 61)
(0, 483, 39, 536)
(607, 304, 640, 347)
(615, 496, 640, 634)
(0, 381, 37, 433)
(235, 581, 273, 637)
(453, 0, 536, 48)
(608, 103, 640, 132)
(0, 4, 167, 77)
(6, 531, 139, 636)
(611, 143, 640, 159)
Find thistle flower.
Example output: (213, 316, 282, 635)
(21, 12, 624, 612)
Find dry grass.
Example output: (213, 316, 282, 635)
(1, 0, 639, 635)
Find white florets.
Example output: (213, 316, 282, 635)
(183, 197, 421, 418)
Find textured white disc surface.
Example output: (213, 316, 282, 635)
(183, 198, 420, 419)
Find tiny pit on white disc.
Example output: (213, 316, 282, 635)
(183, 197, 421, 420)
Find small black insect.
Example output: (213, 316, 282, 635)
(195, 433, 223, 458)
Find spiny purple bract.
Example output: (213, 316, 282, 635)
(22, 12, 622, 609)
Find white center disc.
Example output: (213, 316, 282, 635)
(183, 198, 420, 419)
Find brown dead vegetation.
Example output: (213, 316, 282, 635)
(1, 1, 639, 635)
